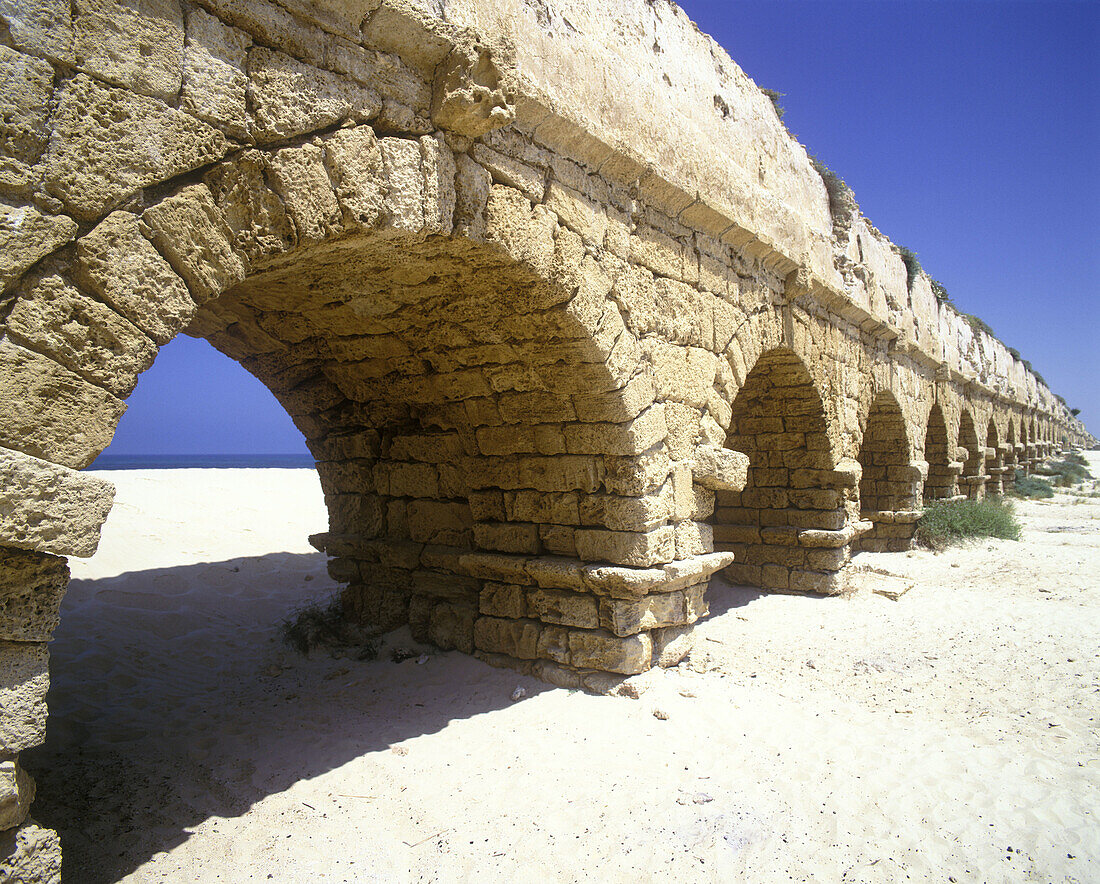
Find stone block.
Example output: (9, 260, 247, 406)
(471, 143, 544, 202)
(473, 616, 541, 660)
(0, 758, 36, 831)
(430, 36, 515, 138)
(427, 602, 475, 654)
(691, 445, 749, 491)
(6, 269, 157, 397)
(0, 47, 54, 195)
(74, 211, 196, 344)
(472, 522, 539, 555)
(526, 588, 599, 629)
(578, 486, 672, 533)
(406, 500, 472, 547)
(267, 143, 342, 244)
(505, 490, 580, 526)
(564, 404, 667, 456)
(603, 448, 671, 497)
(572, 373, 655, 424)
(0, 340, 126, 469)
(72, 0, 184, 100)
(420, 133, 456, 235)
(378, 135, 429, 231)
(0, 203, 78, 295)
(181, 6, 251, 138)
(0, 641, 48, 753)
(320, 125, 386, 231)
(0, 548, 69, 640)
(0, 818, 60, 883)
(248, 46, 379, 141)
(43, 74, 228, 220)
(574, 525, 675, 567)
(478, 582, 526, 619)
(0, 0, 74, 63)
(538, 525, 576, 556)
(599, 590, 685, 637)
(653, 624, 695, 668)
(567, 628, 652, 675)
(674, 520, 712, 558)
(142, 184, 247, 301)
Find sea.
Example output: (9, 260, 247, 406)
(87, 454, 316, 470)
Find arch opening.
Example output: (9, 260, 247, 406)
(711, 348, 848, 594)
(984, 420, 1003, 495)
(922, 403, 956, 502)
(958, 410, 985, 499)
(855, 391, 920, 552)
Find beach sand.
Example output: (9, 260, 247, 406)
(23, 456, 1100, 883)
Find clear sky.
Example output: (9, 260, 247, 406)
(100, 0, 1099, 457)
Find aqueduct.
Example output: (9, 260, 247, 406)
(0, 0, 1092, 875)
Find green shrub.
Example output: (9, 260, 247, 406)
(963, 313, 995, 338)
(1012, 472, 1054, 499)
(1065, 452, 1089, 467)
(915, 497, 1021, 549)
(761, 88, 786, 121)
(282, 594, 378, 658)
(929, 278, 951, 304)
(896, 246, 921, 290)
(1036, 458, 1092, 487)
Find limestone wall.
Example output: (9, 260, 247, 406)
(0, 0, 1092, 875)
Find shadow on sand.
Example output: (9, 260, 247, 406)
(23, 551, 549, 883)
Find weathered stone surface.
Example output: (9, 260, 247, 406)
(43, 75, 228, 220)
(691, 445, 749, 491)
(267, 143, 342, 245)
(0, 448, 114, 558)
(0, 818, 60, 884)
(431, 36, 516, 138)
(0, 758, 36, 831)
(203, 151, 296, 263)
(0, 47, 54, 196)
(320, 126, 386, 230)
(0, 0, 73, 63)
(0, 340, 126, 469)
(6, 269, 157, 396)
(0, 203, 77, 295)
(74, 211, 196, 344)
(0, 547, 68, 642)
(574, 525, 675, 568)
(248, 46, 380, 141)
(181, 6, 251, 138)
(567, 628, 651, 675)
(72, 0, 185, 99)
(142, 184, 246, 301)
(526, 587, 598, 629)
(0, 641, 48, 753)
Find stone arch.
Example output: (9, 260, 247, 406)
(711, 347, 852, 595)
(922, 402, 957, 501)
(958, 408, 985, 499)
(855, 390, 922, 551)
(1, 119, 745, 690)
(1003, 418, 1018, 491)
(984, 419, 1003, 495)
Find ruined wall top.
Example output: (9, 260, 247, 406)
(333, 0, 1082, 435)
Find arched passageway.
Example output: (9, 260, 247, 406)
(855, 391, 921, 552)
(958, 410, 985, 499)
(1003, 420, 1018, 492)
(984, 420, 1003, 495)
(711, 348, 851, 594)
(923, 404, 957, 501)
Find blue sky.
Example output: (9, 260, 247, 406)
(100, 0, 1099, 457)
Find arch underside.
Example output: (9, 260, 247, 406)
(711, 348, 851, 595)
(855, 392, 920, 552)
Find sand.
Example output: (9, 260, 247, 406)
(23, 456, 1100, 883)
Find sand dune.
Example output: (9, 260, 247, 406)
(23, 459, 1100, 882)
